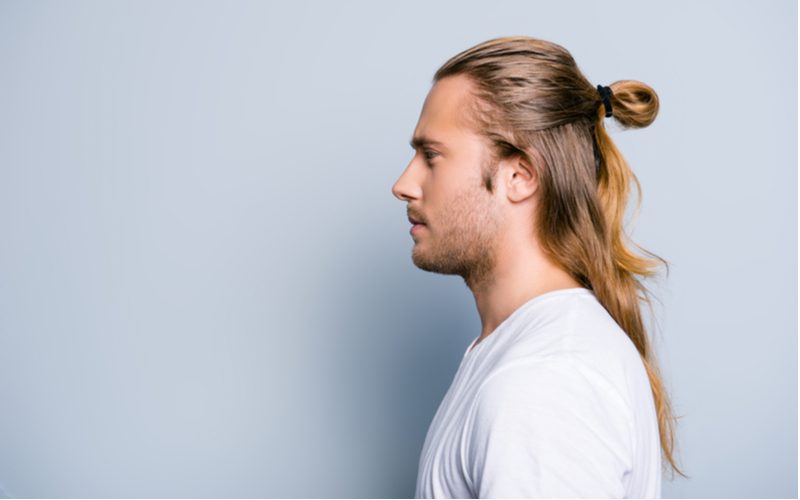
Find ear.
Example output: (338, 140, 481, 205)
(503, 153, 538, 203)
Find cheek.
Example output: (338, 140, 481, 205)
(427, 177, 482, 226)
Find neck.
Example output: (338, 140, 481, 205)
(466, 229, 583, 344)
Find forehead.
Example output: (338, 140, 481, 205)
(413, 75, 480, 146)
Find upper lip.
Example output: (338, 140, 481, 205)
(408, 214, 425, 225)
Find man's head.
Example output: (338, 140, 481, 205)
(391, 75, 540, 289)
(393, 35, 647, 291)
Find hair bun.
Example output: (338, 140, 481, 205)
(607, 80, 659, 129)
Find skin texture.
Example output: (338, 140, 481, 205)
(392, 75, 583, 349)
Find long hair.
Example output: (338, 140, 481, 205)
(433, 36, 686, 479)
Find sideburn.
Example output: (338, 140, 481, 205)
(483, 172, 494, 193)
(481, 157, 500, 194)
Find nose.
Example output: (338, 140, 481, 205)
(392, 158, 423, 202)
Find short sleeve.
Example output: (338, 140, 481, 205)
(466, 358, 634, 498)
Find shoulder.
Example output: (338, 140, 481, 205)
(497, 293, 648, 411)
(472, 354, 634, 431)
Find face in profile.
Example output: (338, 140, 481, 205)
(391, 75, 505, 288)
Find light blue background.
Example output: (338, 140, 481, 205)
(0, 0, 796, 498)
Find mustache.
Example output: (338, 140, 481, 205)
(407, 208, 426, 224)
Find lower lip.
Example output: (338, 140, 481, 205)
(410, 224, 425, 235)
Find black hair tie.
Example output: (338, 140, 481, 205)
(597, 84, 613, 118)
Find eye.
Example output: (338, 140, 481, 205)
(423, 149, 439, 165)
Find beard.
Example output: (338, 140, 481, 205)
(411, 181, 503, 291)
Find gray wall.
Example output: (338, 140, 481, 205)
(0, 0, 795, 497)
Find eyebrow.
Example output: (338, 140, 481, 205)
(409, 135, 445, 150)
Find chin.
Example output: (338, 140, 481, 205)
(411, 248, 431, 269)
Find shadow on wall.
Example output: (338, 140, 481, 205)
(315, 200, 481, 496)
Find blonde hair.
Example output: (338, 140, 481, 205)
(434, 36, 686, 479)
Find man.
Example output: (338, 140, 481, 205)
(392, 36, 677, 498)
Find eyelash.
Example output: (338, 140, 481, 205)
(423, 150, 438, 165)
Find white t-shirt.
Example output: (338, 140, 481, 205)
(414, 287, 661, 499)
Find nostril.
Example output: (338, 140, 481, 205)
(393, 188, 411, 202)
